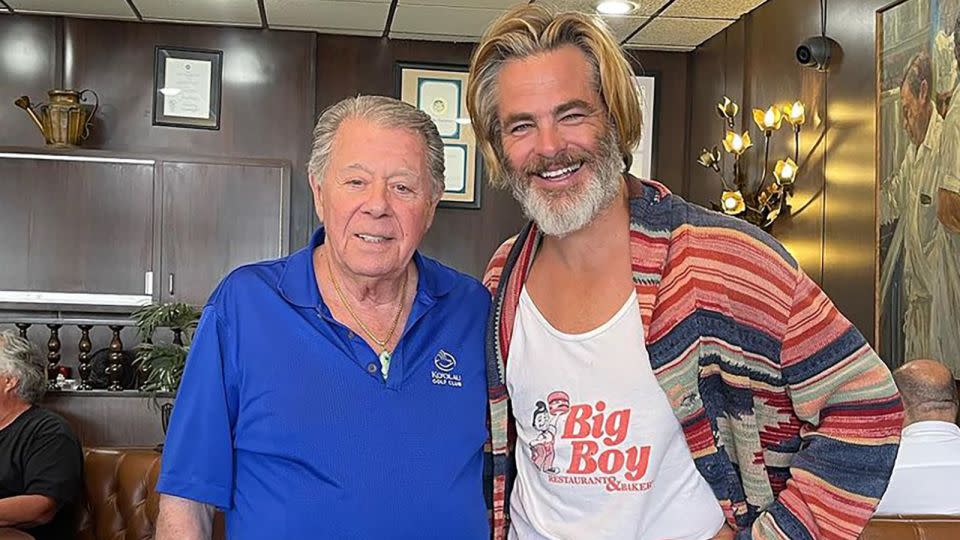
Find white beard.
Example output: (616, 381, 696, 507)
(508, 128, 624, 238)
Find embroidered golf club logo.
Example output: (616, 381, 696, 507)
(432, 349, 462, 387)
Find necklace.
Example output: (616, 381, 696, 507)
(325, 252, 406, 380)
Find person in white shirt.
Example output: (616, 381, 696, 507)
(880, 51, 952, 365)
(876, 359, 960, 515)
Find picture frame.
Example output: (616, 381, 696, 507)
(629, 73, 659, 180)
(398, 62, 481, 209)
(153, 46, 223, 130)
(875, 0, 960, 370)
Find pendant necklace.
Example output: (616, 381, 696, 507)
(326, 253, 406, 380)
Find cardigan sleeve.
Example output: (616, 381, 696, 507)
(745, 268, 903, 540)
(483, 236, 517, 295)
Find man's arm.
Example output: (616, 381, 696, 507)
(879, 154, 912, 225)
(744, 269, 903, 540)
(938, 187, 960, 233)
(0, 495, 57, 528)
(156, 494, 216, 540)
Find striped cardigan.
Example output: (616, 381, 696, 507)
(482, 178, 903, 540)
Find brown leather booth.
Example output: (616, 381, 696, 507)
(77, 447, 224, 540)
(860, 515, 960, 540)
(67, 448, 960, 540)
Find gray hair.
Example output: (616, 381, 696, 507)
(307, 95, 446, 202)
(0, 331, 47, 404)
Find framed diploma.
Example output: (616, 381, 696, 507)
(153, 46, 223, 130)
(398, 63, 481, 209)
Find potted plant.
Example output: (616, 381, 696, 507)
(132, 302, 201, 434)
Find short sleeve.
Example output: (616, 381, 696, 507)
(22, 428, 83, 506)
(157, 305, 239, 510)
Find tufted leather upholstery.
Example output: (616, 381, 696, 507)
(860, 515, 960, 540)
(76, 447, 224, 540)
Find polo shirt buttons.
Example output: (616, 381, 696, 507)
(347, 331, 355, 340)
(367, 362, 378, 374)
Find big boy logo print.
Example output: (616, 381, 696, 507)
(528, 391, 653, 492)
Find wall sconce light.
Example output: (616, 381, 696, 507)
(696, 96, 806, 228)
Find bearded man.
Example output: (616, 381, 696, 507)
(468, 5, 904, 539)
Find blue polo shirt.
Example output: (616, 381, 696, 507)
(157, 228, 490, 539)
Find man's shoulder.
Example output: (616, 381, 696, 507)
(417, 253, 490, 304)
(483, 234, 521, 293)
(657, 191, 799, 271)
(204, 254, 292, 310)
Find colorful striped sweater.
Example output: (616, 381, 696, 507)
(482, 178, 903, 540)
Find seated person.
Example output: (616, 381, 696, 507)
(0, 331, 84, 540)
(876, 358, 960, 515)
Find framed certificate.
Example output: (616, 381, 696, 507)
(153, 46, 223, 130)
(398, 63, 481, 209)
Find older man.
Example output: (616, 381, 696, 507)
(876, 359, 960, 515)
(467, 5, 903, 540)
(155, 96, 490, 539)
(0, 331, 83, 540)
(880, 51, 947, 363)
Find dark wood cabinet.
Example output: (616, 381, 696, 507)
(159, 161, 289, 305)
(0, 152, 155, 307)
(0, 148, 290, 312)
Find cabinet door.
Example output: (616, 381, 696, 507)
(160, 161, 288, 305)
(0, 155, 155, 305)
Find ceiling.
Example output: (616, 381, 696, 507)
(0, 0, 769, 51)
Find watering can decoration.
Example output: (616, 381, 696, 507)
(14, 89, 99, 147)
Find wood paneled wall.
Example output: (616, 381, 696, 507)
(1, 12, 693, 444)
(2, 15, 691, 279)
(0, 16, 59, 146)
(687, 0, 888, 343)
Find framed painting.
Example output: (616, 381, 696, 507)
(876, 0, 960, 374)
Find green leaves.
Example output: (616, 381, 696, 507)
(133, 302, 200, 394)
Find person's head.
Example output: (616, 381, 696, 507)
(533, 400, 549, 430)
(466, 4, 643, 237)
(0, 331, 46, 406)
(892, 359, 959, 426)
(307, 95, 445, 279)
(900, 51, 933, 146)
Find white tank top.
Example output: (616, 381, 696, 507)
(507, 287, 725, 540)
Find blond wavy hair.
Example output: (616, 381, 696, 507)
(466, 3, 643, 187)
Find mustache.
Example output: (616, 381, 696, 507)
(518, 150, 594, 177)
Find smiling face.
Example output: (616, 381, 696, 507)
(312, 117, 437, 279)
(496, 45, 624, 237)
